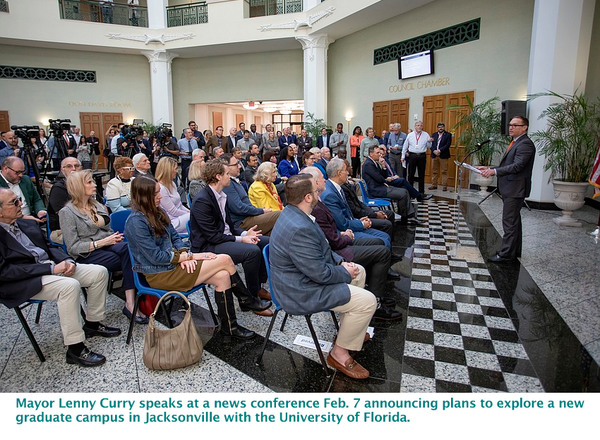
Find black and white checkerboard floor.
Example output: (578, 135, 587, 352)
(400, 199, 544, 392)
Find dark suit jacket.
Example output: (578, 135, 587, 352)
(189, 186, 244, 252)
(0, 219, 70, 308)
(341, 182, 375, 219)
(430, 130, 452, 159)
(296, 136, 313, 154)
(269, 204, 350, 315)
(321, 180, 364, 232)
(316, 134, 331, 150)
(494, 135, 536, 199)
(312, 201, 354, 261)
(278, 134, 297, 148)
(361, 156, 389, 198)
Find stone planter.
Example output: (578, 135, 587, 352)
(473, 173, 494, 196)
(552, 180, 589, 227)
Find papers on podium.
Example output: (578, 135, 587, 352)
(454, 160, 482, 174)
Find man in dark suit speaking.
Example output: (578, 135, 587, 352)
(478, 116, 535, 262)
(270, 174, 377, 379)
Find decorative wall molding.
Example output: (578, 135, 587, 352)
(259, 6, 335, 32)
(373, 18, 481, 65)
(0, 65, 96, 83)
(141, 50, 179, 74)
(107, 33, 195, 45)
(296, 34, 333, 61)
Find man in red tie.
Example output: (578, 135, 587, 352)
(477, 116, 536, 263)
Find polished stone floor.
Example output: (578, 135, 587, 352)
(0, 190, 598, 393)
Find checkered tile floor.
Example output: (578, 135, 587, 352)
(400, 200, 544, 392)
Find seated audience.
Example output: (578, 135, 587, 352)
(301, 167, 401, 321)
(59, 170, 145, 324)
(308, 147, 327, 179)
(0, 188, 119, 367)
(125, 176, 256, 340)
(277, 146, 299, 179)
(133, 152, 153, 178)
(248, 161, 283, 212)
(377, 146, 430, 201)
(222, 154, 281, 236)
(48, 157, 82, 243)
(301, 151, 315, 169)
(243, 153, 259, 185)
(190, 159, 273, 315)
(322, 158, 392, 248)
(105, 156, 135, 213)
(269, 175, 377, 379)
(155, 156, 189, 234)
(0, 157, 46, 223)
(192, 148, 206, 162)
(362, 145, 417, 222)
(188, 159, 207, 200)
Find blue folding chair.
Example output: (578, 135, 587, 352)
(109, 209, 132, 238)
(46, 215, 67, 252)
(256, 244, 338, 375)
(126, 247, 218, 344)
(357, 179, 391, 208)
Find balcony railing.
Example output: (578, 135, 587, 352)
(58, 0, 148, 27)
(0, 0, 9, 13)
(167, 2, 208, 27)
(249, 0, 303, 18)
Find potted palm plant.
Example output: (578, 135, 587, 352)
(530, 91, 600, 226)
(450, 96, 510, 194)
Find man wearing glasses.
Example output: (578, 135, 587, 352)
(0, 187, 119, 367)
(0, 157, 46, 224)
(47, 157, 83, 243)
(477, 116, 536, 263)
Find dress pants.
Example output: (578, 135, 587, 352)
(350, 237, 391, 298)
(332, 280, 377, 351)
(431, 157, 449, 187)
(388, 153, 403, 178)
(499, 197, 524, 258)
(239, 211, 281, 236)
(387, 177, 420, 198)
(370, 218, 393, 240)
(212, 236, 269, 295)
(354, 227, 390, 249)
(76, 242, 134, 291)
(386, 186, 415, 218)
(407, 152, 427, 194)
(32, 264, 109, 346)
(181, 158, 192, 189)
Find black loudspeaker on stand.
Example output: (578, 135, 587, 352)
(501, 100, 527, 136)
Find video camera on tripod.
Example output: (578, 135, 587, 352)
(48, 119, 72, 137)
(153, 123, 174, 157)
(119, 124, 144, 157)
(11, 124, 48, 201)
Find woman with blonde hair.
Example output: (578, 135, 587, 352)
(187, 159, 206, 201)
(155, 156, 189, 234)
(125, 176, 256, 340)
(59, 170, 146, 324)
(105, 156, 135, 213)
(248, 161, 283, 211)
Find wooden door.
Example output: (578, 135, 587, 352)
(212, 112, 223, 130)
(79, 112, 122, 169)
(0, 111, 10, 133)
(373, 99, 409, 137)
(235, 114, 245, 129)
(254, 116, 261, 128)
(422, 91, 474, 189)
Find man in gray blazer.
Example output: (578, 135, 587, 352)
(478, 116, 535, 262)
(270, 174, 377, 379)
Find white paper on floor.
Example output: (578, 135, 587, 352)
(293, 327, 374, 352)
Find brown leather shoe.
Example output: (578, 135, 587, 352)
(253, 308, 274, 317)
(258, 288, 271, 301)
(327, 354, 369, 379)
(428, 185, 438, 190)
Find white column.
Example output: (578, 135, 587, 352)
(142, 50, 178, 125)
(296, 34, 334, 122)
(148, 0, 168, 30)
(526, 0, 595, 203)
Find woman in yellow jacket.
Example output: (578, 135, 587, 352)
(248, 162, 283, 211)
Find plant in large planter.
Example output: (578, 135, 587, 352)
(449, 96, 510, 194)
(302, 112, 331, 140)
(530, 91, 600, 226)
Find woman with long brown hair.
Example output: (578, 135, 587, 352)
(124, 176, 256, 340)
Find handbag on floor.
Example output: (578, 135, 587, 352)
(143, 291, 203, 370)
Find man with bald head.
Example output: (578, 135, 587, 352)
(0, 157, 46, 223)
(0, 187, 119, 367)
